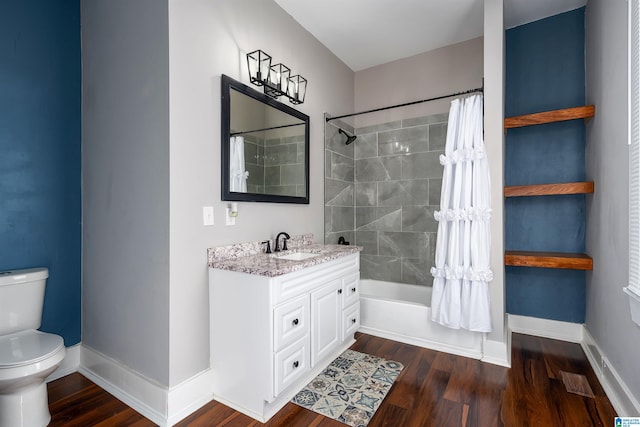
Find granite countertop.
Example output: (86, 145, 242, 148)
(208, 243, 361, 277)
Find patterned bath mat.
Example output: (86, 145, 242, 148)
(291, 349, 404, 427)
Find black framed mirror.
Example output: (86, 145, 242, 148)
(221, 74, 310, 204)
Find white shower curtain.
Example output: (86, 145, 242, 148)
(229, 136, 248, 192)
(430, 95, 492, 332)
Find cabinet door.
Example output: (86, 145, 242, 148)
(310, 279, 342, 367)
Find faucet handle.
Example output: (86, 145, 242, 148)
(261, 240, 272, 254)
(282, 237, 289, 251)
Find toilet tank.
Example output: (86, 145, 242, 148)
(0, 268, 49, 336)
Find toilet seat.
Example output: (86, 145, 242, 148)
(0, 330, 64, 368)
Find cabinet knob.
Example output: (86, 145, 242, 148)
(293, 361, 299, 368)
(351, 287, 356, 292)
(338, 289, 342, 294)
(352, 318, 357, 324)
(292, 318, 299, 326)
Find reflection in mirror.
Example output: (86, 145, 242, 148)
(222, 74, 310, 204)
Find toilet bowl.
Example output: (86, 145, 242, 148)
(0, 268, 66, 427)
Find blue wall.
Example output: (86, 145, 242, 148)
(0, 1, 81, 345)
(505, 8, 587, 323)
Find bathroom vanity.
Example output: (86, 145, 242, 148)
(208, 239, 360, 422)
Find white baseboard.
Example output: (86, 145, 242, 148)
(481, 329, 511, 367)
(508, 314, 583, 342)
(47, 344, 81, 382)
(167, 369, 215, 426)
(79, 345, 213, 427)
(582, 328, 640, 416)
(358, 326, 483, 360)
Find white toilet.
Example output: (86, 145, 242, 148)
(0, 268, 66, 427)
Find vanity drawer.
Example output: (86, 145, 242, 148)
(274, 336, 309, 397)
(272, 254, 359, 305)
(342, 272, 360, 308)
(273, 295, 310, 352)
(342, 303, 360, 341)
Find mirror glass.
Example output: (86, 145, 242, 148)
(221, 74, 310, 204)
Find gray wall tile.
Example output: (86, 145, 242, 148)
(355, 182, 377, 206)
(354, 133, 378, 159)
(428, 178, 443, 206)
(325, 111, 447, 287)
(326, 124, 355, 158)
(379, 231, 429, 259)
(378, 126, 429, 155)
(297, 142, 305, 164)
(428, 122, 447, 152)
(378, 180, 429, 206)
(402, 206, 438, 232)
(355, 156, 401, 182)
(244, 141, 259, 165)
(264, 185, 297, 196)
(246, 163, 264, 187)
(264, 165, 280, 186)
(360, 254, 401, 282)
(325, 150, 331, 177)
(281, 164, 305, 186)
(328, 206, 354, 233)
(401, 112, 448, 128)
(325, 231, 355, 246)
(356, 120, 402, 135)
(401, 258, 434, 287)
(356, 207, 401, 231)
(401, 151, 443, 179)
(325, 179, 354, 206)
(355, 230, 378, 255)
(265, 144, 298, 166)
(330, 152, 354, 181)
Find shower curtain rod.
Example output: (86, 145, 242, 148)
(230, 121, 305, 137)
(325, 84, 483, 123)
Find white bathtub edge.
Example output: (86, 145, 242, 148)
(358, 326, 483, 360)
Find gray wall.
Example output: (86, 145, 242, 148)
(82, 0, 354, 390)
(586, 0, 640, 408)
(82, 0, 171, 385)
(168, 0, 354, 386)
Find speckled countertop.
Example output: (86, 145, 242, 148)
(207, 234, 361, 277)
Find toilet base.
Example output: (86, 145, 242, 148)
(0, 381, 51, 427)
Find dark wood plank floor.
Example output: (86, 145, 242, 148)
(48, 333, 617, 426)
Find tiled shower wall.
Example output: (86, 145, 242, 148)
(244, 134, 306, 196)
(324, 112, 448, 287)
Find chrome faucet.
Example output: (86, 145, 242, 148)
(274, 232, 290, 252)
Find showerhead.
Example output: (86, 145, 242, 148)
(339, 128, 357, 145)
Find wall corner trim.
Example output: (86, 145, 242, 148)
(79, 345, 213, 426)
(582, 327, 640, 417)
(481, 327, 512, 367)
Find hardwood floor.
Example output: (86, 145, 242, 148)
(48, 333, 617, 426)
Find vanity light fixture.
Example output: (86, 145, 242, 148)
(246, 49, 307, 104)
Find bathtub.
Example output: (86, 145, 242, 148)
(358, 279, 483, 359)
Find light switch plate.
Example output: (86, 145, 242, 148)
(203, 206, 214, 226)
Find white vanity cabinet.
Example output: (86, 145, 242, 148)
(209, 252, 360, 423)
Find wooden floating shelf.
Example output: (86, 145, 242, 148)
(505, 181, 594, 197)
(504, 105, 595, 129)
(505, 250, 593, 271)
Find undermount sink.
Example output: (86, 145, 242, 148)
(275, 251, 318, 261)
